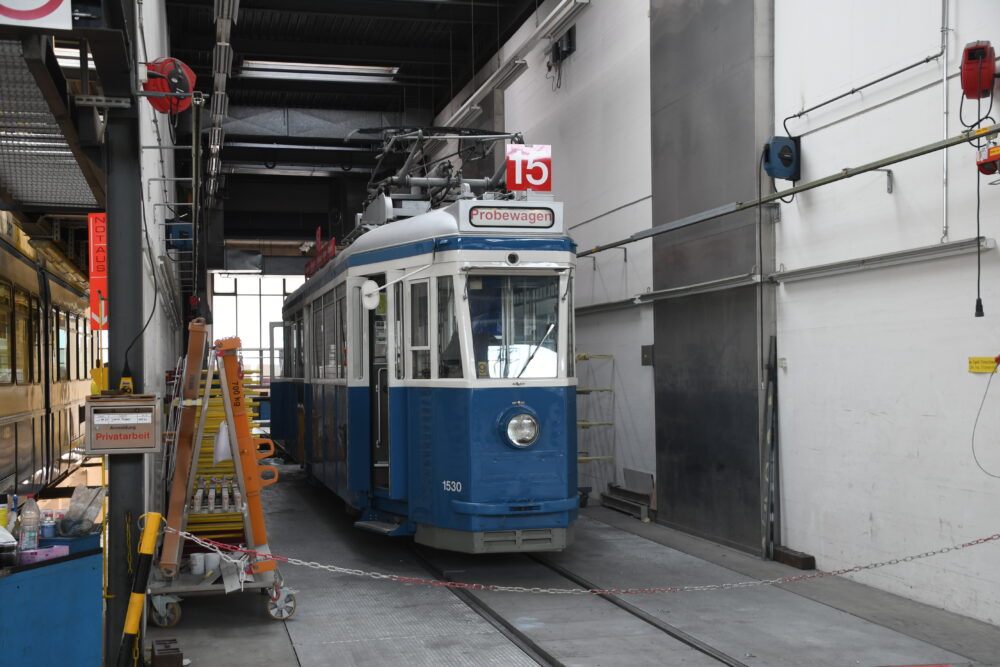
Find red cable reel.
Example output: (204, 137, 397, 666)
(142, 57, 196, 114)
(961, 41, 996, 100)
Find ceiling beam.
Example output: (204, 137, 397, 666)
(167, 0, 500, 24)
(20, 36, 107, 208)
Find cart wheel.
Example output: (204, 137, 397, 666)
(149, 601, 182, 628)
(266, 592, 296, 620)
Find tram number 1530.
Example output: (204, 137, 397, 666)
(441, 480, 463, 493)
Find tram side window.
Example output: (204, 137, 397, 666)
(77, 315, 85, 380)
(30, 297, 40, 383)
(437, 277, 462, 378)
(68, 315, 77, 380)
(14, 289, 29, 384)
(409, 281, 431, 379)
(352, 289, 363, 380)
(567, 276, 575, 378)
(294, 312, 305, 378)
(283, 314, 297, 378)
(57, 309, 68, 381)
(311, 297, 324, 379)
(322, 291, 336, 378)
(335, 284, 346, 380)
(393, 284, 403, 380)
(0, 283, 11, 384)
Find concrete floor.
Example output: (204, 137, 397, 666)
(148, 466, 1000, 666)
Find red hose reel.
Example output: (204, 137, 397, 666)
(142, 57, 196, 114)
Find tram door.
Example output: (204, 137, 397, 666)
(367, 274, 390, 489)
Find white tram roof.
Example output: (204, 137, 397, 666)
(286, 198, 568, 307)
(342, 198, 565, 262)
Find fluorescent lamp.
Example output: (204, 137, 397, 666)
(538, 0, 590, 40)
(213, 42, 233, 76)
(214, 0, 240, 22)
(222, 163, 372, 177)
(210, 91, 228, 118)
(240, 60, 399, 83)
(209, 127, 224, 152)
(446, 59, 527, 126)
(450, 104, 483, 127)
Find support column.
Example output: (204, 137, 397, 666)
(104, 108, 145, 666)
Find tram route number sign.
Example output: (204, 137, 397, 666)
(85, 395, 162, 455)
(506, 144, 552, 191)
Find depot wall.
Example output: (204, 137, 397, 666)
(774, 0, 1000, 624)
(137, 0, 182, 399)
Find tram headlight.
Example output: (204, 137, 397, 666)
(506, 413, 539, 447)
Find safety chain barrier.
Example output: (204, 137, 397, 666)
(162, 526, 1000, 596)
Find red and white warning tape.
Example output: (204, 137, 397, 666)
(163, 526, 1000, 596)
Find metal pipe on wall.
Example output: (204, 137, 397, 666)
(941, 0, 950, 241)
(579, 123, 1000, 258)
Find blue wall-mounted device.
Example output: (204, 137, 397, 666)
(763, 136, 801, 181)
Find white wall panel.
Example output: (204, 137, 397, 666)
(775, 0, 1000, 624)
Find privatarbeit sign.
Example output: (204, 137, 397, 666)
(0, 0, 72, 30)
(86, 395, 162, 454)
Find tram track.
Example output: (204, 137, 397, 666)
(409, 544, 748, 667)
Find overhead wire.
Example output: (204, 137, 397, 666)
(971, 363, 1000, 479)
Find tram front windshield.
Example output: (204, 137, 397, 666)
(468, 275, 560, 379)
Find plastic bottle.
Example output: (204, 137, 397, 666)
(19, 495, 40, 552)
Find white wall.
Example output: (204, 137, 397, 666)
(137, 0, 183, 394)
(775, 0, 1000, 624)
(435, 0, 656, 495)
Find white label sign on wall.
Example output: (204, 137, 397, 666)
(0, 0, 73, 30)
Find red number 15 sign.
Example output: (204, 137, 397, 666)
(506, 144, 552, 191)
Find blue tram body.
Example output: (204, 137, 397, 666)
(271, 196, 579, 552)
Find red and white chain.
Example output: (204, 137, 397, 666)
(163, 526, 1000, 596)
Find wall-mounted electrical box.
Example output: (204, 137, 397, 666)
(763, 136, 801, 181)
(548, 26, 577, 65)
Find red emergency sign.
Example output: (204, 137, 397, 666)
(88, 213, 109, 330)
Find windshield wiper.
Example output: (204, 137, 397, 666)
(516, 322, 556, 379)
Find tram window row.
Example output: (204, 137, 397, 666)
(0, 280, 96, 386)
(0, 406, 83, 495)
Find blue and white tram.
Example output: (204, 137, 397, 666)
(271, 197, 578, 553)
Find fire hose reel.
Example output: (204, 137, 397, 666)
(143, 57, 196, 114)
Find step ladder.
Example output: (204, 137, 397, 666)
(149, 336, 295, 624)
